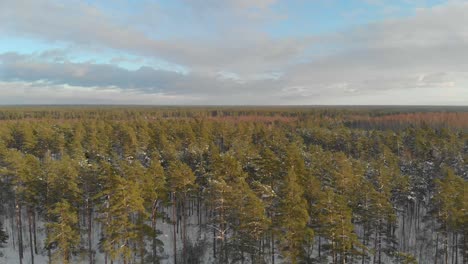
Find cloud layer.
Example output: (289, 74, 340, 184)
(0, 0, 467, 105)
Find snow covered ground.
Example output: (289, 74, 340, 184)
(0, 202, 453, 264)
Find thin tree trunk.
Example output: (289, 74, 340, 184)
(333, 240, 337, 264)
(402, 209, 406, 252)
(362, 225, 366, 264)
(318, 236, 321, 261)
(16, 200, 23, 264)
(64, 248, 69, 264)
(455, 233, 458, 264)
(342, 217, 346, 264)
(105, 194, 110, 264)
(88, 205, 93, 264)
(435, 233, 439, 264)
(28, 208, 34, 264)
(138, 214, 145, 264)
(445, 230, 449, 264)
(271, 232, 275, 264)
(378, 221, 382, 264)
(10, 209, 16, 251)
(152, 200, 158, 264)
(213, 224, 216, 259)
(373, 229, 378, 264)
(173, 193, 177, 264)
(32, 210, 37, 254)
(463, 233, 466, 264)
(182, 198, 187, 264)
(451, 233, 456, 264)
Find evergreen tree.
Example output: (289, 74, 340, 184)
(233, 180, 270, 263)
(275, 167, 312, 264)
(167, 160, 196, 264)
(99, 172, 147, 264)
(145, 159, 167, 264)
(46, 200, 79, 264)
(317, 189, 361, 264)
(433, 168, 467, 264)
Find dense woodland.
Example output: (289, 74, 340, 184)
(0, 106, 466, 264)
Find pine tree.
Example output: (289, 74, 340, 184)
(121, 158, 166, 263)
(78, 157, 103, 264)
(433, 168, 467, 264)
(99, 172, 147, 264)
(233, 179, 270, 263)
(275, 167, 312, 264)
(145, 159, 167, 264)
(317, 189, 361, 264)
(208, 176, 231, 263)
(4, 149, 27, 264)
(46, 200, 79, 264)
(167, 160, 196, 264)
(18, 154, 43, 264)
(368, 148, 404, 263)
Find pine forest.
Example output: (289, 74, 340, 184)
(0, 106, 466, 264)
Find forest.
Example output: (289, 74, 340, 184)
(0, 106, 466, 264)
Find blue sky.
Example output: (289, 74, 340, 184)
(0, 0, 467, 105)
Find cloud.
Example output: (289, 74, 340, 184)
(1, 0, 468, 104)
(0, 0, 301, 75)
(0, 52, 285, 101)
(183, 0, 277, 10)
(0, 80, 200, 105)
(278, 1, 468, 102)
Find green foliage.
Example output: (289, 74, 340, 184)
(433, 168, 467, 233)
(98, 173, 147, 263)
(0, 107, 465, 264)
(46, 200, 79, 264)
(168, 160, 196, 195)
(316, 189, 362, 262)
(275, 167, 313, 264)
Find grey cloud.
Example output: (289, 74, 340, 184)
(1, 0, 468, 104)
(0, 52, 285, 98)
(182, 0, 277, 11)
(279, 2, 468, 100)
(0, 0, 301, 75)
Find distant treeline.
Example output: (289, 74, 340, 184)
(346, 112, 468, 131)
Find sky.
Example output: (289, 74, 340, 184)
(0, 0, 467, 105)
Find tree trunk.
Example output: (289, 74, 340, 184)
(455, 233, 458, 264)
(373, 229, 378, 264)
(213, 223, 216, 259)
(32, 210, 37, 254)
(451, 233, 456, 264)
(88, 205, 93, 264)
(152, 200, 158, 264)
(435, 233, 439, 264)
(444, 228, 448, 264)
(173, 193, 177, 264)
(463, 232, 466, 264)
(16, 200, 23, 264)
(318, 236, 321, 261)
(341, 217, 346, 264)
(271, 232, 275, 264)
(28, 208, 34, 264)
(362, 225, 366, 264)
(402, 208, 406, 252)
(378, 221, 382, 264)
(182, 197, 187, 264)
(333, 240, 337, 264)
